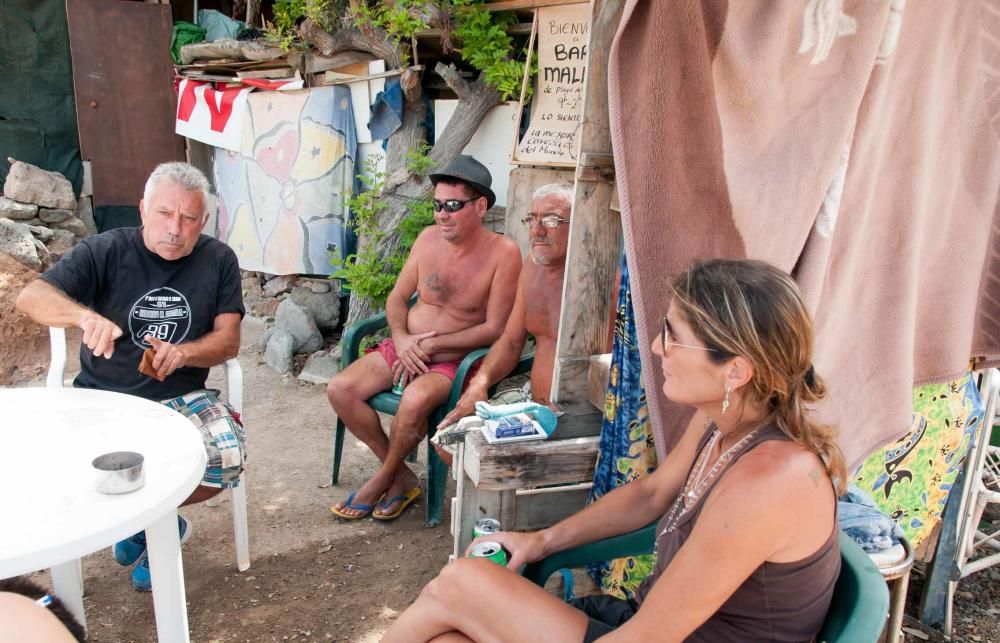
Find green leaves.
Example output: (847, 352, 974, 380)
(329, 149, 436, 307)
(452, 5, 533, 100)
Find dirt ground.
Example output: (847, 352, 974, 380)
(11, 315, 1000, 642)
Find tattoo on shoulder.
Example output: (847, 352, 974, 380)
(808, 467, 823, 486)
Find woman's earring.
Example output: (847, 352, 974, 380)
(722, 386, 731, 415)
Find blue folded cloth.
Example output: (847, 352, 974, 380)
(475, 401, 559, 436)
(838, 483, 905, 553)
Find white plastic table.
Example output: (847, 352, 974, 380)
(0, 387, 206, 643)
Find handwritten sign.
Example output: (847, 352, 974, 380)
(514, 3, 590, 166)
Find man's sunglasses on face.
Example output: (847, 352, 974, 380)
(432, 198, 478, 213)
(520, 214, 570, 229)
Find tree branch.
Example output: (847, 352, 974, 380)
(296, 18, 403, 69)
(435, 62, 478, 101)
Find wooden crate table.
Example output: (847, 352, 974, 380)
(450, 418, 601, 559)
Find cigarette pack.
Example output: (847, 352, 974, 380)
(481, 413, 547, 444)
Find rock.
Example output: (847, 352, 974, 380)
(52, 216, 90, 238)
(289, 286, 340, 331)
(31, 237, 50, 269)
(243, 275, 264, 299)
(3, 158, 76, 209)
(0, 218, 41, 271)
(45, 231, 75, 264)
(38, 208, 73, 224)
(298, 350, 339, 384)
(255, 298, 280, 318)
(275, 299, 323, 353)
(303, 278, 332, 294)
(263, 275, 297, 298)
(264, 329, 294, 373)
(21, 217, 43, 227)
(26, 224, 53, 242)
(0, 196, 38, 220)
(76, 197, 97, 234)
(259, 328, 274, 352)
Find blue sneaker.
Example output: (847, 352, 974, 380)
(131, 515, 191, 592)
(114, 531, 147, 566)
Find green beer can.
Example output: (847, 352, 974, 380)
(472, 517, 501, 540)
(469, 541, 508, 566)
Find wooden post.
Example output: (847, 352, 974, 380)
(551, 0, 625, 405)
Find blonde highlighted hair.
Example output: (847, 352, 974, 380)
(671, 258, 847, 494)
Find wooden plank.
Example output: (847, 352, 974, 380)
(587, 353, 611, 412)
(513, 483, 591, 531)
(288, 50, 376, 75)
(463, 430, 600, 490)
(554, 400, 603, 438)
(236, 68, 295, 80)
(551, 0, 625, 405)
(67, 0, 185, 207)
(312, 66, 420, 88)
(505, 166, 575, 257)
(457, 481, 515, 556)
(485, 0, 588, 10)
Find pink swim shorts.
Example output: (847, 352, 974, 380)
(370, 338, 465, 382)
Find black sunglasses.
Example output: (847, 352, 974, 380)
(432, 198, 478, 213)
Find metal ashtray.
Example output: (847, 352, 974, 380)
(92, 451, 145, 494)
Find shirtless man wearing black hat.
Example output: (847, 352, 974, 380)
(328, 155, 522, 521)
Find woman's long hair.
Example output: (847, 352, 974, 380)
(671, 258, 847, 493)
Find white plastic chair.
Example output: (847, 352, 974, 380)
(47, 327, 251, 572)
(942, 368, 1000, 634)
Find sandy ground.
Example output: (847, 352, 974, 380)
(11, 315, 999, 642)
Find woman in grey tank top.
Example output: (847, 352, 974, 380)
(384, 259, 847, 643)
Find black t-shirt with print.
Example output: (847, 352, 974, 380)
(41, 227, 245, 400)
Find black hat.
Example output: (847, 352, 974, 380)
(429, 154, 496, 209)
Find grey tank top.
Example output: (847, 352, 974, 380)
(635, 423, 840, 642)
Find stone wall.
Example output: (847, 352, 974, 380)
(0, 158, 95, 272)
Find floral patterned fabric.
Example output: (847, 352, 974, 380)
(587, 256, 659, 599)
(853, 373, 985, 549)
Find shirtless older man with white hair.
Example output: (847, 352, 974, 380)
(438, 180, 574, 431)
(328, 155, 522, 520)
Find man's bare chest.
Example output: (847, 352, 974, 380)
(524, 271, 563, 339)
(417, 257, 494, 312)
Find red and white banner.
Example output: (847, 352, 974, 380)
(175, 79, 253, 151)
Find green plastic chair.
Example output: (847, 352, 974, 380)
(522, 527, 890, 642)
(332, 305, 533, 527)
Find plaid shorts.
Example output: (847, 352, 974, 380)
(161, 389, 247, 489)
(489, 381, 533, 405)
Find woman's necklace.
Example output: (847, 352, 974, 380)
(656, 423, 765, 544)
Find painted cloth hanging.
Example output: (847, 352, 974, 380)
(212, 84, 357, 275)
(587, 255, 659, 599)
(853, 373, 985, 550)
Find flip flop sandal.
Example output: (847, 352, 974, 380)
(372, 487, 422, 521)
(330, 492, 380, 520)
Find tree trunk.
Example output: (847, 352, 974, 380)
(344, 61, 502, 327)
(296, 20, 503, 329)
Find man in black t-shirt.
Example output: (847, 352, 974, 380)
(16, 162, 246, 591)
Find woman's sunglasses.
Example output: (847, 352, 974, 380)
(432, 198, 478, 213)
(662, 317, 717, 352)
